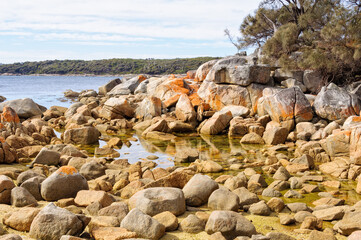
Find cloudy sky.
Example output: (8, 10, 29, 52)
(1, 0, 262, 63)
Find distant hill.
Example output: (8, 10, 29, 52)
(0, 57, 219, 75)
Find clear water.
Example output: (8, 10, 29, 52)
(0, 75, 120, 108)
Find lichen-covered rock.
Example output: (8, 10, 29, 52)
(314, 84, 361, 121)
(41, 166, 88, 201)
(29, 203, 87, 240)
(261, 87, 313, 126)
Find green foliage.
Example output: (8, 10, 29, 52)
(236, 0, 361, 85)
(0, 57, 218, 75)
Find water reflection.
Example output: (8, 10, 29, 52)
(99, 130, 266, 169)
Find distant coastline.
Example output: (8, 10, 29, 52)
(0, 57, 218, 76)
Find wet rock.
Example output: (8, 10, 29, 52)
(205, 210, 257, 238)
(249, 200, 271, 216)
(241, 133, 265, 144)
(41, 166, 88, 201)
(32, 148, 60, 166)
(79, 160, 106, 180)
(0, 98, 43, 118)
(74, 190, 114, 207)
(29, 203, 86, 240)
(3, 207, 40, 231)
(11, 187, 37, 207)
(153, 211, 178, 232)
(120, 208, 165, 240)
(179, 214, 205, 233)
(314, 84, 361, 121)
(182, 174, 218, 206)
(63, 127, 100, 145)
(208, 188, 240, 211)
(199, 111, 233, 135)
(129, 187, 186, 216)
(0, 175, 15, 204)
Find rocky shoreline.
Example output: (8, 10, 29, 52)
(0, 55, 360, 239)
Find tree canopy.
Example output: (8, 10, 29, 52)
(232, 0, 361, 85)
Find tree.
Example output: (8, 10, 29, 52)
(232, 0, 361, 86)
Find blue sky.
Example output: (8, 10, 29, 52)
(1, 0, 262, 63)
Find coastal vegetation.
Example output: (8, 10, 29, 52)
(0, 57, 217, 75)
(226, 0, 361, 85)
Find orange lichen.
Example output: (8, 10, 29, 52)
(137, 75, 147, 82)
(186, 71, 196, 79)
(56, 166, 78, 176)
(1, 107, 20, 123)
(0, 123, 4, 129)
(189, 93, 203, 107)
(0, 136, 5, 143)
(164, 94, 180, 108)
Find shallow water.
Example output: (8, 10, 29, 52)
(0, 75, 119, 108)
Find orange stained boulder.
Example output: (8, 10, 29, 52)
(0, 123, 4, 129)
(137, 75, 147, 82)
(1, 107, 20, 123)
(189, 93, 203, 107)
(166, 79, 190, 95)
(186, 71, 196, 79)
(0, 136, 5, 143)
(56, 166, 78, 176)
(164, 94, 181, 108)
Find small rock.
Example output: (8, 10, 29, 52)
(179, 214, 205, 233)
(10, 187, 37, 207)
(279, 214, 295, 225)
(208, 188, 240, 211)
(249, 201, 271, 216)
(153, 211, 178, 232)
(182, 174, 218, 207)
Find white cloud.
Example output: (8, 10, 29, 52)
(1, 0, 261, 41)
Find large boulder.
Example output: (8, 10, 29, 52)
(0, 98, 43, 118)
(129, 187, 186, 216)
(100, 97, 135, 120)
(63, 127, 100, 145)
(199, 111, 233, 135)
(314, 83, 361, 121)
(205, 210, 257, 238)
(29, 203, 87, 240)
(120, 208, 165, 240)
(108, 75, 147, 95)
(303, 70, 324, 93)
(207, 61, 270, 86)
(260, 87, 313, 127)
(152, 77, 190, 102)
(182, 174, 218, 206)
(333, 210, 361, 235)
(135, 97, 162, 120)
(175, 94, 196, 123)
(195, 60, 218, 82)
(98, 78, 121, 95)
(41, 166, 88, 201)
